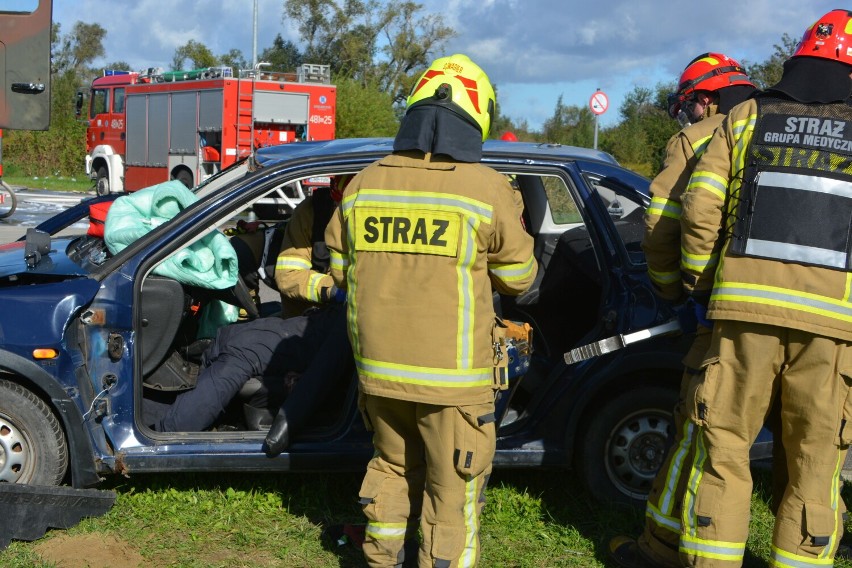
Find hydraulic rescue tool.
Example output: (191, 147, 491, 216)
(563, 319, 682, 364)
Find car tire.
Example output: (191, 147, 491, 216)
(576, 384, 677, 507)
(0, 378, 68, 485)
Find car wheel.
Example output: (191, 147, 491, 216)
(0, 378, 68, 485)
(576, 385, 677, 506)
(95, 166, 110, 196)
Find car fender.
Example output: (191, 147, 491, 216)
(556, 340, 685, 457)
(0, 349, 101, 487)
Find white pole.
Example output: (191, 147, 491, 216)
(594, 114, 599, 150)
(252, 0, 258, 68)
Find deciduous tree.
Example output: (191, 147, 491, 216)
(172, 40, 218, 71)
(283, 0, 453, 105)
(334, 76, 399, 138)
(260, 34, 303, 71)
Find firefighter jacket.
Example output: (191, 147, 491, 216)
(643, 105, 724, 301)
(324, 151, 537, 406)
(274, 194, 336, 318)
(680, 96, 852, 342)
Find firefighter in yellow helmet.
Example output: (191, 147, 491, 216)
(677, 9, 852, 566)
(609, 53, 760, 568)
(324, 53, 536, 567)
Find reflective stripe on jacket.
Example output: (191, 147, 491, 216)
(274, 196, 334, 318)
(643, 109, 723, 300)
(325, 151, 537, 405)
(681, 97, 852, 342)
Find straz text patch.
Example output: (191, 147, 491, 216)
(353, 206, 462, 257)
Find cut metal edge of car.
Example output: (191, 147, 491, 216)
(252, 137, 620, 168)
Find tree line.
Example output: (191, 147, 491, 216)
(2, 0, 796, 181)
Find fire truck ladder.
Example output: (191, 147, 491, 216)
(235, 72, 256, 160)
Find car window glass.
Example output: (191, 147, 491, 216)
(588, 176, 646, 265)
(90, 88, 108, 117)
(113, 88, 125, 113)
(542, 176, 582, 225)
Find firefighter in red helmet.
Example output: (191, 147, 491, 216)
(500, 131, 518, 141)
(609, 52, 759, 568)
(675, 9, 852, 566)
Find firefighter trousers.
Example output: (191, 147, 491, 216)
(639, 325, 713, 567)
(359, 394, 496, 568)
(679, 320, 852, 567)
(638, 326, 788, 567)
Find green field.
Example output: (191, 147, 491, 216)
(2, 467, 850, 567)
(2, 166, 93, 193)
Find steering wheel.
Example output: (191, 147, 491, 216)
(232, 275, 260, 319)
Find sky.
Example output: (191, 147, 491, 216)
(52, 0, 841, 130)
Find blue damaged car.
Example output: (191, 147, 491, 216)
(0, 139, 772, 530)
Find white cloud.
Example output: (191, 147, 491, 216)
(55, 0, 841, 129)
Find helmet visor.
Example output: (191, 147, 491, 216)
(667, 92, 683, 118)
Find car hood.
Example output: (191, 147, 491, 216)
(0, 236, 93, 279)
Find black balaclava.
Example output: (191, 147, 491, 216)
(765, 56, 852, 103)
(717, 84, 759, 114)
(392, 105, 483, 163)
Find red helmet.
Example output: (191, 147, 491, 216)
(668, 53, 753, 118)
(793, 9, 852, 66)
(677, 53, 753, 98)
(500, 131, 518, 142)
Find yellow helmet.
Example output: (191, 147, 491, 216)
(406, 54, 496, 142)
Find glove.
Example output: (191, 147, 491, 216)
(674, 299, 698, 335)
(263, 412, 290, 457)
(323, 285, 346, 304)
(693, 301, 713, 329)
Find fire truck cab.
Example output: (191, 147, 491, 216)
(84, 64, 336, 195)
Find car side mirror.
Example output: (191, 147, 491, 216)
(24, 228, 52, 268)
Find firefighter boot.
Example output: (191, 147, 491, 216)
(609, 536, 662, 568)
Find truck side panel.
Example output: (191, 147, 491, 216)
(255, 90, 308, 124)
(125, 94, 146, 166)
(170, 91, 198, 156)
(199, 90, 224, 131)
(148, 94, 168, 167)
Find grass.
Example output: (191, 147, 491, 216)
(3, 467, 852, 567)
(2, 165, 93, 193)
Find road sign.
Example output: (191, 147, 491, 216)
(590, 91, 609, 115)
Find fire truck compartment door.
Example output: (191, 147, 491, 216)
(254, 91, 308, 124)
(0, 0, 52, 130)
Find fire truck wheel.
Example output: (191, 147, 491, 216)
(95, 167, 110, 196)
(0, 378, 68, 485)
(575, 384, 677, 507)
(174, 169, 193, 189)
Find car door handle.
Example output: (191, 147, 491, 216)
(11, 82, 46, 94)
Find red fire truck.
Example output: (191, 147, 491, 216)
(83, 64, 335, 194)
